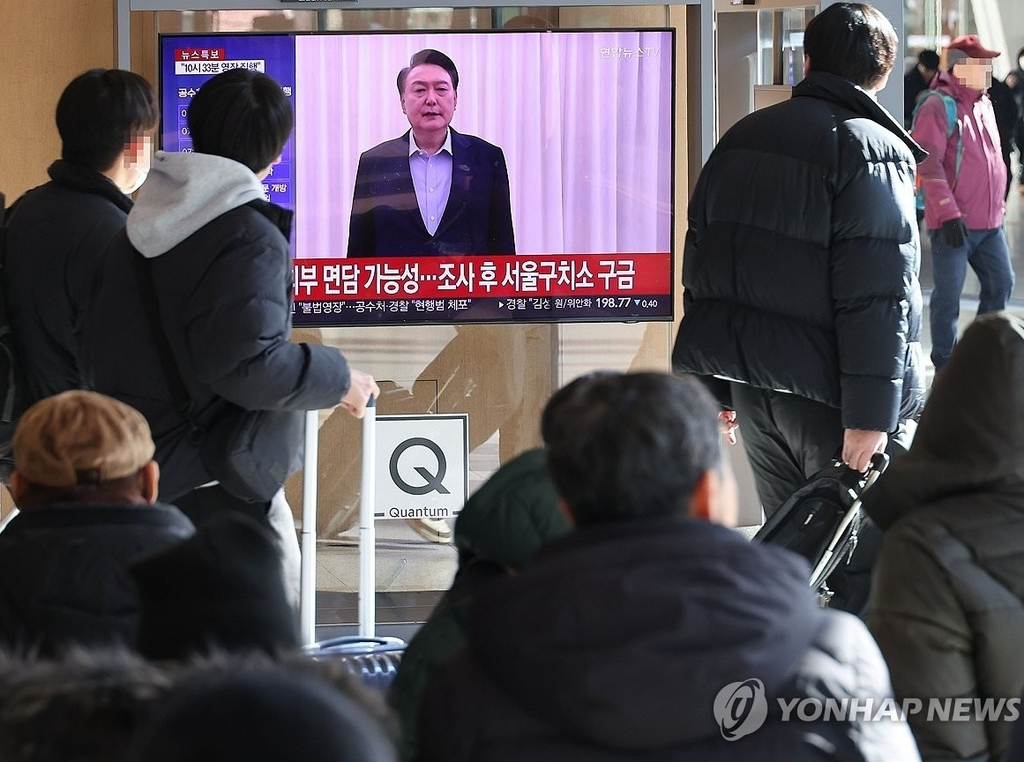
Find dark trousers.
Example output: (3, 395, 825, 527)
(732, 385, 845, 519)
(731, 383, 914, 518)
(732, 383, 915, 614)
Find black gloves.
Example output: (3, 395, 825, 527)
(940, 217, 968, 248)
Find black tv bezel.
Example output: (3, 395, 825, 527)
(156, 27, 677, 328)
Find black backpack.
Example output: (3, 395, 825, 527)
(753, 454, 889, 608)
(0, 191, 25, 482)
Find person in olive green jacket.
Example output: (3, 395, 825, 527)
(387, 447, 571, 761)
(864, 311, 1024, 762)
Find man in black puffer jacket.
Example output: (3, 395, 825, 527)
(673, 2, 926, 519)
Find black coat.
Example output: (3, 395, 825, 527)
(0, 503, 194, 656)
(81, 151, 352, 500)
(417, 518, 920, 761)
(673, 72, 926, 433)
(4, 161, 133, 408)
(864, 313, 1024, 762)
(347, 129, 516, 258)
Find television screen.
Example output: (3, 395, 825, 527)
(159, 29, 675, 327)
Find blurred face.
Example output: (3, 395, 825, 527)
(119, 133, 153, 195)
(953, 58, 993, 92)
(401, 63, 457, 139)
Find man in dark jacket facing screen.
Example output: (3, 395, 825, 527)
(415, 372, 919, 761)
(672, 2, 926, 518)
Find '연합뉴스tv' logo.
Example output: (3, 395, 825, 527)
(713, 678, 769, 741)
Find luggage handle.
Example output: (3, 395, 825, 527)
(809, 452, 889, 586)
(832, 451, 890, 492)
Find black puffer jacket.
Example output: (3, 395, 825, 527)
(0, 503, 194, 656)
(81, 152, 351, 500)
(673, 72, 926, 432)
(417, 518, 920, 761)
(4, 161, 133, 407)
(864, 312, 1024, 762)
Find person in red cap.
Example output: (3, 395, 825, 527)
(913, 33, 1015, 372)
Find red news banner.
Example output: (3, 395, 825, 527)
(292, 253, 671, 301)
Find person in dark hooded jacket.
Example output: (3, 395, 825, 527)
(864, 311, 1024, 762)
(672, 3, 925, 517)
(387, 446, 571, 760)
(416, 372, 920, 762)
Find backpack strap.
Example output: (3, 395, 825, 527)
(911, 89, 964, 183)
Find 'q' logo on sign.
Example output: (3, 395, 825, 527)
(389, 437, 451, 495)
(713, 678, 768, 741)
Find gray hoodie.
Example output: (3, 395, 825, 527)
(129, 151, 266, 258)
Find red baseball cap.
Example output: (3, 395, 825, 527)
(947, 34, 1001, 59)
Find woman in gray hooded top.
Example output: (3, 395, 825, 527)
(864, 312, 1024, 762)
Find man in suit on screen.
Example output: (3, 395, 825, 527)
(346, 48, 515, 258)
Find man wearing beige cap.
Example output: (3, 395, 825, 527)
(0, 390, 194, 656)
(913, 33, 1015, 371)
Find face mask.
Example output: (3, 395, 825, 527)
(123, 167, 149, 196)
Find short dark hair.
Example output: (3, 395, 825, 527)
(804, 3, 898, 89)
(187, 68, 293, 173)
(396, 49, 460, 95)
(917, 49, 940, 70)
(57, 69, 158, 171)
(541, 372, 721, 525)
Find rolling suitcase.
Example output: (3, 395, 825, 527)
(753, 453, 889, 607)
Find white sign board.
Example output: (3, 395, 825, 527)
(373, 414, 469, 521)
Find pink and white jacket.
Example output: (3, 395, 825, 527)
(914, 70, 1006, 231)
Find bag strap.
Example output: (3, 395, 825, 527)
(130, 249, 202, 439)
(912, 90, 964, 184)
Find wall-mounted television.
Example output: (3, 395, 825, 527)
(159, 29, 675, 327)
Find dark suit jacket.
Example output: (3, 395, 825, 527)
(347, 128, 515, 257)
